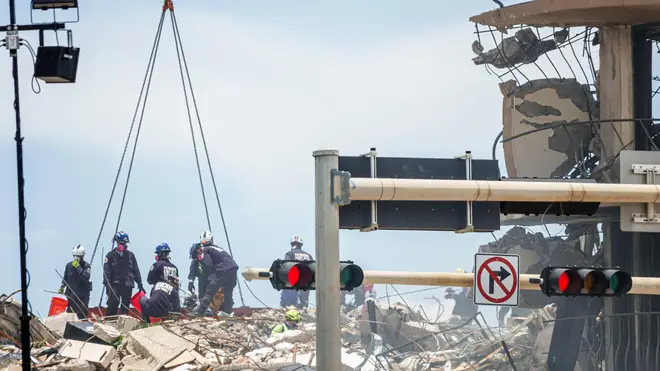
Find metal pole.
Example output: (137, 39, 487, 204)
(313, 149, 341, 370)
(242, 268, 660, 295)
(349, 177, 660, 203)
(7, 0, 31, 370)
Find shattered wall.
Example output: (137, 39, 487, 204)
(501, 78, 598, 178)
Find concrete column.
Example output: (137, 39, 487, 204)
(598, 26, 634, 180)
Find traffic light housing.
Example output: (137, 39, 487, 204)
(268, 259, 364, 291)
(539, 266, 632, 297)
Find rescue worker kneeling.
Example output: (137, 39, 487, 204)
(270, 309, 302, 335)
(138, 275, 181, 324)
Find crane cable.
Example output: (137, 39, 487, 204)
(91, 0, 246, 307)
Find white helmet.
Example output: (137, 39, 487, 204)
(72, 244, 86, 257)
(290, 235, 303, 248)
(200, 231, 214, 245)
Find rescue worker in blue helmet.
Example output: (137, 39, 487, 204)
(189, 231, 239, 316)
(281, 235, 313, 309)
(58, 244, 92, 319)
(138, 275, 181, 324)
(103, 231, 145, 316)
(147, 243, 179, 286)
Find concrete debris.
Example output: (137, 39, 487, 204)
(0, 293, 559, 370)
(472, 28, 562, 69)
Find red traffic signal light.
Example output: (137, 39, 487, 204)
(268, 260, 316, 290)
(539, 266, 632, 297)
(268, 259, 364, 291)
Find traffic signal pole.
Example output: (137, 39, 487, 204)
(348, 177, 660, 203)
(313, 149, 342, 371)
(242, 268, 660, 295)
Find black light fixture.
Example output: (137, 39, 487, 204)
(34, 30, 80, 83)
(32, 0, 78, 10)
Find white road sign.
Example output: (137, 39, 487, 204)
(473, 253, 519, 307)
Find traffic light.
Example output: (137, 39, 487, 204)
(267, 259, 364, 291)
(539, 266, 632, 297)
(268, 260, 316, 290)
(339, 261, 365, 291)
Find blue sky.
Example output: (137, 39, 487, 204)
(1, 0, 655, 322)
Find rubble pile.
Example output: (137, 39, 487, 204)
(0, 293, 558, 370)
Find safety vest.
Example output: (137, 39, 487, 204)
(271, 323, 289, 335)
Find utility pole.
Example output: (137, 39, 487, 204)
(313, 149, 342, 371)
(3, 1, 75, 369)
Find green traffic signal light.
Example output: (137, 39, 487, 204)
(339, 261, 364, 291)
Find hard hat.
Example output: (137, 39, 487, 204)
(189, 243, 201, 259)
(290, 235, 303, 247)
(455, 268, 466, 273)
(285, 309, 302, 322)
(200, 231, 213, 245)
(72, 244, 86, 257)
(155, 242, 171, 254)
(114, 231, 129, 244)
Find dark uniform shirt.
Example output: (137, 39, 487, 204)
(62, 260, 92, 298)
(142, 281, 181, 318)
(201, 246, 238, 274)
(284, 248, 313, 261)
(103, 249, 143, 288)
(147, 259, 179, 285)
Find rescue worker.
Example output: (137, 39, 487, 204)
(270, 309, 302, 335)
(58, 244, 92, 319)
(281, 235, 313, 309)
(103, 231, 145, 316)
(138, 275, 181, 324)
(444, 268, 478, 320)
(189, 231, 239, 316)
(147, 243, 179, 286)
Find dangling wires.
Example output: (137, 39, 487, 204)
(90, 0, 245, 307)
(169, 4, 246, 307)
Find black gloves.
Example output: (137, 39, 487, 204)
(138, 284, 145, 293)
(188, 281, 195, 293)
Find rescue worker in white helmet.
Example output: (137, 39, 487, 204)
(270, 309, 302, 335)
(281, 235, 313, 309)
(58, 245, 92, 319)
(189, 231, 239, 316)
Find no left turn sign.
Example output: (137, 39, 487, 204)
(473, 253, 520, 307)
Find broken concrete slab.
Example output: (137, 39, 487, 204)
(42, 313, 79, 337)
(92, 322, 121, 344)
(116, 315, 141, 334)
(126, 325, 195, 368)
(58, 339, 117, 369)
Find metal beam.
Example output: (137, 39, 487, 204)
(348, 177, 660, 203)
(242, 268, 660, 295)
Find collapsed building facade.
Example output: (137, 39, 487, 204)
(0, 291, 560, 370)
(470, 0, 660, 370)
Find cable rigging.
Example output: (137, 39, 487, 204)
(90, 0, 245, 307)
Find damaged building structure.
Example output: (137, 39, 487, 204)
(470, 0, 660, 370)
(1, 288, 562, 370)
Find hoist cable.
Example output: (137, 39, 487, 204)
(170, 11, 246, 307)
(112, 11, 166, 243)
(90, 11, 167, 264)
(169, 10, 212, 233)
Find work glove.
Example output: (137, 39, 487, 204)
(138, 284, 145, 294)
(58, 287, 64, 295)
(188, 281, 195, 293)
(72, 260, 80, 269)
